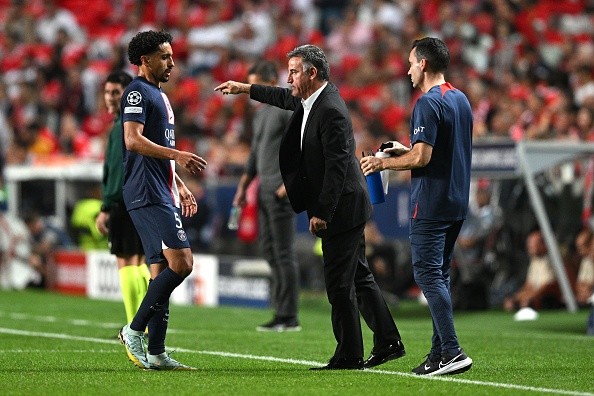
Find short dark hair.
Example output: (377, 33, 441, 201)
(105, 70, 133, 87)
(287, 44, 330, 81)
(412, 37, 449, 74)
(127, 30, 173, 66)
(248, 60, 278, 83)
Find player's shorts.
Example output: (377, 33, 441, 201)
(109, 202, 144, 257)
(128, 203, 190, 264)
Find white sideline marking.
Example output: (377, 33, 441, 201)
(0, 311, 188, 334)
(0, 327, 592, 396)
(0, 349, 119, 353)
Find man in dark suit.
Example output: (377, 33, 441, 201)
(215, 44, 404, 370)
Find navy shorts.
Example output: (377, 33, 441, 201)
(128, 203, 190, 264)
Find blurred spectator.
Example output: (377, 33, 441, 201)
(187, 3, 233, 74)
(1, 0, 594, 169)
(26, 120, 61, 158)
(452, 182, 502, 310)
(325, 4, 373, 60)
(0, 210, 39, 289)
(574, 227, 594, 306)
(231, 0, 276, 58)
(0, 81, 11, 174)
(22, 211, 74, 288)
(36, 0, 86, 44)
(547, 158, 585, 253)
(503, 230, 562, 312)
(314, 0, 348, 36)
(2, 0, 594, 276)
(575, 107, 594, 141)
(3, 0, 37, 45)
(571, 65, 594, 109)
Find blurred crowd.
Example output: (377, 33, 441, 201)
(1, 0, 594, 175)
(1, 0, 593, 310)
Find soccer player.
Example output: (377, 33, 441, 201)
(96, 71, 151, 325)
(360, 37, 474, 375)
(117, 30, 207, 370)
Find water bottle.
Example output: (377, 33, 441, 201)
(227, 206, 242, 230)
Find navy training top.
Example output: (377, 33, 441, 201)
(121, 77, 180, 210)
(409, 83, 473, 221)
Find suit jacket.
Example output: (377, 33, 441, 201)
(250, 83, 371, 237)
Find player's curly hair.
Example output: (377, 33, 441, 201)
(127, 30, 173, 66)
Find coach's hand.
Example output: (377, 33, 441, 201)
(309, 216, 327, 236)
(214, 81, 251, 95)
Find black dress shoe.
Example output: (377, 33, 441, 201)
(363, 340, 406, 368)
(310, 357, 364, 370)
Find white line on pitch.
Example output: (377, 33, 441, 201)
(0, 327, 591, 396)
(0, 349, 119, 353)
(0, 311, 190, 334)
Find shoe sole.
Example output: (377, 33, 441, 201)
(118, 328, 149, 369)
(310, 365, 364, 371)
(426, 357, 473, 376)
(149, 365, 197, 371)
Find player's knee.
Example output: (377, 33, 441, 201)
(179, 258, 193, 278)
(170, 254, 193, 278)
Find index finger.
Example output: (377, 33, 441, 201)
(214, 83, 226, 92)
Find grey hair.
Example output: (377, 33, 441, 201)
(287, 44, 330, 81)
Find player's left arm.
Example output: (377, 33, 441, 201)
(175, 174, 198, 217)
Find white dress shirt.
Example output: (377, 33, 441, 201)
(300, 82, 327, 150)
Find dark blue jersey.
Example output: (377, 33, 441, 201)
(409, 83, 473, 221)
(121, 77, 180, 210)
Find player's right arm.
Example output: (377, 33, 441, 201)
(360, 142, 432, 175)
(124, 121, 207, 175)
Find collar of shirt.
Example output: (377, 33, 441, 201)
(301, 82, 327, 111)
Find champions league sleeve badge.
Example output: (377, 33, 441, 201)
(124, 91, 143, 114)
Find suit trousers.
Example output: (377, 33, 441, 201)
(321, 222, 401, 359)
(258, 190, 299, 318)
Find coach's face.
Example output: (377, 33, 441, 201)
(143, 43, 174, 85)
(287, 56, 315, 99)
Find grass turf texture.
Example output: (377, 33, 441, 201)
(0, 289, 592, 396)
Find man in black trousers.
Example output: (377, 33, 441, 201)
(215, 44, 404, 370)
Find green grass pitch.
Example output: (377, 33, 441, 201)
(0, 289, 592, 395)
